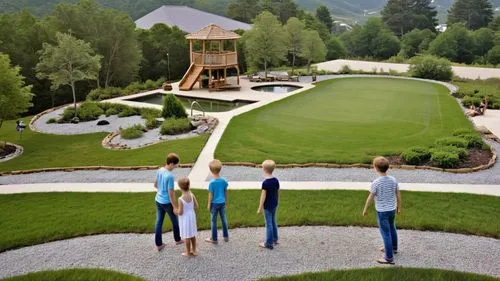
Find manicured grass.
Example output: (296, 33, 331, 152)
(0, 190, 498, 252)
(260, 268, 500, 281)
(0, 268, 145, 281)
(0, 117, 209, 172)
(216, 77, 473, 164)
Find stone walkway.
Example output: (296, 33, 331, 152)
(0, 227, 498, 281)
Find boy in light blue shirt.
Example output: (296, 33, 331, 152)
(154, 153, 183, 251)
(205, 159, 229, 244)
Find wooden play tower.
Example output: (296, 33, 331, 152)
(179, 24, 241, 91)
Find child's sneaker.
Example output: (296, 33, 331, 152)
(156, 244, 166, 251)
(205, 238, 218, 244)
(224, 237, 229, 242)
(259, 242, 273, 250)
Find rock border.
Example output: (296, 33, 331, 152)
(221, 145, 497, 174)
(29, 103, 71, 133)
(0, 164, 193, 176)
(0, 143, 24, 163)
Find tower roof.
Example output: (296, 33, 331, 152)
(186, 24, 241, 40)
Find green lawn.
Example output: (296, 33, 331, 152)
(1, 190, 498, 252)
(216, 77, 473, 164)
(260, 268, 500, 281)
(0, 117, 209, 172)
(0, 269, 145, 281)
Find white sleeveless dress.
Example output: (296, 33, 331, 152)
(179, 194, 197, 239)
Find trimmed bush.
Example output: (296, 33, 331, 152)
(145, 118, 160, 129)
(120, 124, 145, 139)
(105, 107, 120, 117)
(162, 95, 187, 119)
(431, 150, 460, 168)
(117, 107, 139, 118)
(452, 130, 484, 148)
(409, 55, 453, 81)
(435, 137, 468, 148)
(462, 96, 482, 107)
(431, 146, 468, 159)
(339, 65, 352, 74)
(400, 146, 431, 165)
(140, 108, 162, 119)
(61, 107, 76, 122)
(77, 102, 104, 121)
(160, 118, 191, 135)
(46, 118, 57, 124)
(87, 79, 164, 101)
(87, 87, 122, 101)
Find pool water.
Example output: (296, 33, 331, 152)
(251, 85, 302, 93)
(127, 93, 255, 113)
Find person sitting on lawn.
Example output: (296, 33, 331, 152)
(466, 105, 477, 117)
(478, 98, 488, 115)
(362, 156, 401, 265)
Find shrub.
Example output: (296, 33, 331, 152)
(145, 118, 160, 129)
(435, 137, 468, 148)
(140, 108, 162, 119)
(388, 69, 400, 76)
(401, 146, 431, 165)
(462, 96, 482, 107)
(46, 118, 57, 124)
(117, 107, 139, 118)
(431, 146, 468, 159)
(431, 150, 460, 168)
(77, 102, 104, 121)
(160, 118, 191, 135)
(120, 124, 145, 139)
(452, 130, 484, 148)
(409, 55, 453, 81)
(162, 94, 187, 119)
(339, 65, 352, 74)
(87, 87, 122, 101)
(61, 107, 76, 122)
(105, 107, 120, 116)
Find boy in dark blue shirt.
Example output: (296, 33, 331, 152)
(257, 160, 280, 249)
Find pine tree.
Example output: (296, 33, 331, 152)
(382, 0, 437, 36)
(316, 5, 333, 32)
(448, 0, 494, 30)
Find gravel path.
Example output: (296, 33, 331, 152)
(110, 128, 199, 149)
(0, 169, 191, 185)
(0, 226, 498, 281)
(33, 106, 145, 135)
(4, 142, 497, 185)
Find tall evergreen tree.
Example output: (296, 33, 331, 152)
(316, 5, 333, 32)
(227, 0, 261, 23)
(448, 0, 494, 30)
(381, 0, 437, 36)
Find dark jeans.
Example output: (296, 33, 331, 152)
(376, 210, 398, 261)
(264, 207, 278, 248)
(210, 203, 229, 241)
(155, 201, 181, 246)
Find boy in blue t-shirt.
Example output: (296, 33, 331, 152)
(205, 159, 229, 244)
(257, 160, 280, 250)
(154, 153, 183, 251)
(362, 156, 401, 264)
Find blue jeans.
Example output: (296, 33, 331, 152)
(264, 207, 278, 248)
(210, 203, 229, 241)
(377, 210, 398, 261)
(155, 201, 181, 246)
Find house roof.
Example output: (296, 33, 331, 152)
(186, 24, 241, 40)
(135, 5, 251, 32)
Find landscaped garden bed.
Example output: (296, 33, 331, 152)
(0, 144, 17, 159)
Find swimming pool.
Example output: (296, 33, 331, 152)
(127, 93, 255, 113)
(251, 84, 302, 93)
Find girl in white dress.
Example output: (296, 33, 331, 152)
(176, 177, 199, 256)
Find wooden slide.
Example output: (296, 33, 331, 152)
(179, 64, 203, 91)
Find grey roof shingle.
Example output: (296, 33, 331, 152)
(135, 5, 251, 32)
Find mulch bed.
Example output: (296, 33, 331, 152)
(387, 148, 493, 169)
(0, 144, 17, 158)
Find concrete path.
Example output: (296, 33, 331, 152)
(315, 59, 500, 80)
(0, 226, 498, 281)
(1, 182, 499, 196)
(473, 110, 500, 140)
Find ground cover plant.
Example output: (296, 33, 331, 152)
(216, 77, 474, 164)
(0, 190, 498, 252)
(0, 269, 145, 281)
(86, 78, 164, 101)
(453, 78, 500, 109)
(0, 117, 208, 172)
(120, 124, 145, 139)
(260, 268, 500, 281)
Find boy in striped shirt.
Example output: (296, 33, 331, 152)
(362, 156, 401, 264)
